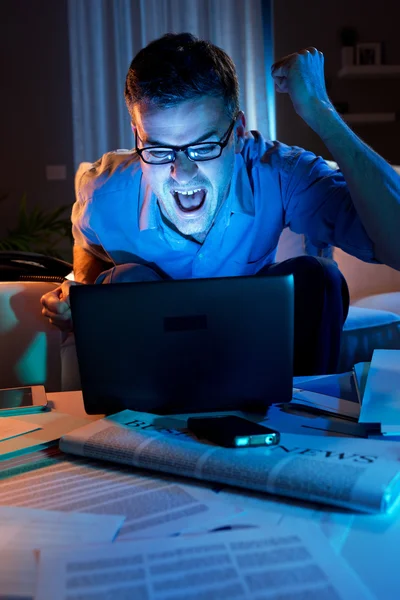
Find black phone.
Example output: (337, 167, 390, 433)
(187, 415, 280, 448)
(0, 251, 72, 282)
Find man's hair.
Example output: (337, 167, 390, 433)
(125, 33, 239, 121)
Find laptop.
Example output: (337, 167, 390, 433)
(69, 274, 294, 415)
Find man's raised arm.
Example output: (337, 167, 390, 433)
(272, 48, 400, 271)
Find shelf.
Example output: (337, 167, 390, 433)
(341, 112, 396, 124)
(338, 65, 400, 78)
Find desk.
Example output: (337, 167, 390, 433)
(2, 390, 400, 599)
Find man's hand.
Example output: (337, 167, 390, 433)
(271, 47, 333, 129)
(41, 280, 80, 332)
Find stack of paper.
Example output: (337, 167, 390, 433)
(291, 388, 360, 419)
(0, 409, 92, 459)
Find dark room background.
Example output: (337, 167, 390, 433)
(1, 0, 399, 259)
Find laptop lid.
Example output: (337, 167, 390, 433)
(70, 275, 294, 415)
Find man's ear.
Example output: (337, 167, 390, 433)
(234, 111, 246, 154)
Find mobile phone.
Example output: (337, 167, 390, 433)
(187, 415, 280, 448)
(0, 386, 48, 416)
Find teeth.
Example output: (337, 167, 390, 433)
(175, 188, 202, 195)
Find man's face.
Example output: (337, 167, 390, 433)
(132, 97, 244, 240)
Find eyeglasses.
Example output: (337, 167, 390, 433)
(135, 119, 236, 165)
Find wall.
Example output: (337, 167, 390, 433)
(273, 0, 400, 163)
(2, 0, 398, 251)
(0, 0, 74, 257)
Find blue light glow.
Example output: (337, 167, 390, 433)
(235, 436, 250, 447)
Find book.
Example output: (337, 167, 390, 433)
(59, 409, 400, 514)
(0, 409, 91, 461)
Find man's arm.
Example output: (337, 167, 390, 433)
(304, 99, 400, 270)
(272, 48, 400, 270)
(73, 245, 110, 284)
(41, 246, 110, 330)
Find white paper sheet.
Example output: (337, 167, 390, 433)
(359, 349, 400, 434)
(214, 485, 357, 555)
(0, 506, 125, 548)
(34, 523, 374, 600)
(0, 417, 41, 441)
(214, 488, 400, 599)
(340, 506, 400, 600)
(0, 506, 125, 598)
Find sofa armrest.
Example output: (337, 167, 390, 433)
(333, 248, 400, 303)
(0, 281, 62, 391)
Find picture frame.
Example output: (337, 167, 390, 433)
(356, 42, 382, 66)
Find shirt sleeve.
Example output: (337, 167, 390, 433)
(281, 146, 380, 263)
(71, 161, 113, 262)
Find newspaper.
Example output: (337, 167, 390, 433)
(60, 410, 400, 514)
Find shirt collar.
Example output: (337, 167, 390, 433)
(225, 153, 255, 218)
(138, 173, 159, 232)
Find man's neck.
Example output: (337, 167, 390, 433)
(158, 209, 205, 244)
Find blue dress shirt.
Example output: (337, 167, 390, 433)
(71, 131, 378, 279)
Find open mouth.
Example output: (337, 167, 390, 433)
(171, 188, 207, 214)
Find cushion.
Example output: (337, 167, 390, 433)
(338, 306, 400, 372)
(352, 292, 400, 316)
(334, 248, 400, 303)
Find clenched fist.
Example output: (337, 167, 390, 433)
(271, 47, 333, 129)
(41, 280, 81, 332)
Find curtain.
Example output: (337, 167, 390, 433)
(68, 0, 274, 168)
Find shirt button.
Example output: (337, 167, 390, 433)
(198, 253, 204, 259)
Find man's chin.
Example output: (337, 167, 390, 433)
(174, 218, 210, 239)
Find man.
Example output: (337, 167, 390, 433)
(41, 33, 400, 378)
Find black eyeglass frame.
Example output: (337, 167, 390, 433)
(135, 118, 237, 165)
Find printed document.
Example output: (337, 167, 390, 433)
(0, 449, 241, 539)
(34, 523, 373, 600)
